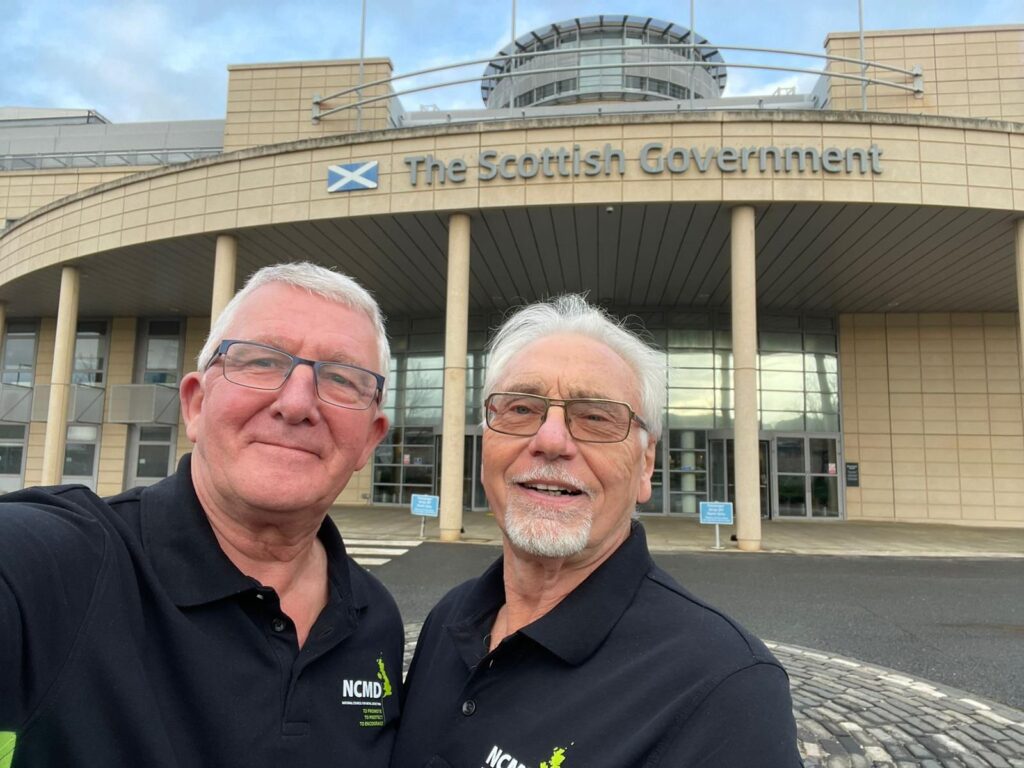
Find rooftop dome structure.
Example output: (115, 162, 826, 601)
(481, 14, 727, 109)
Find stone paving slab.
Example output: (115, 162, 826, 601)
(401, 624, 1024, 767)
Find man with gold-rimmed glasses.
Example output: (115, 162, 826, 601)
(0, 263, 402, 767)
(392, 294, 800, 768)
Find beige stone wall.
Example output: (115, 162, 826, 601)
(96, 317, 136, 496)
(826, 26, 1024, 122)
(224, 59, 396, 152)
(841, 312, 1023, 526)
(3, 114, 1021, 285)
(0, 168, 144, 224)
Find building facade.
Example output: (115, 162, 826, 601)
(1, 21, 1022, 547)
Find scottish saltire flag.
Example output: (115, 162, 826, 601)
(327, 160, 379, 192)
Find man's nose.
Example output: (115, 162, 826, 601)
(528, 404, 576, 458)
(273, 362, 323, 422)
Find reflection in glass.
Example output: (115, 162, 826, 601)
(759, 352, 804, 372)
(811, 476, 840, 517)
(777, 475, 806, 516)
(669, 389, 715, 409)
(776, 437, 805, 473)
(760, 411, 804, 431)
(809, 438, 838, 474)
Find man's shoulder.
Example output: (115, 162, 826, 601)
(634, 563, 780, 666)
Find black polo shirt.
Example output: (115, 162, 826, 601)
(0, 455, 402, 768)
(391, 523, 800, 768)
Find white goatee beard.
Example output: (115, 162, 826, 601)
(503, 468, 594, 558)
(504, 499, 592, 558)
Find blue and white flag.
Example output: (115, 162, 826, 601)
(327, 160, 379, 192)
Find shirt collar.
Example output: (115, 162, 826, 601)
(141, 454, 357, 608)
(448, 522, 654, 667)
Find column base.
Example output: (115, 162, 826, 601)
(736, 539, 762, 552)
(439, 529, 462, 543)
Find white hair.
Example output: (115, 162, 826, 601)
(483, 294, 665, 443)
(197, 262, 390, 389)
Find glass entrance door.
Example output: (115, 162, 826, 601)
(708, 438, 771, 519)
(775, 436, 842, 518)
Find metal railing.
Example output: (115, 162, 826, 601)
(0, 147, 223, 172)
(312, 43, 923, 123)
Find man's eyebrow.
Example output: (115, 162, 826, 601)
(243, 337, 361, 366)
(501, 382, 546, 396)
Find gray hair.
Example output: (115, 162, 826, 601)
(483, 294, 665, 443)
(197, 262, 391, 389)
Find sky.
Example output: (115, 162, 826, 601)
(2, 0, 1019, 123)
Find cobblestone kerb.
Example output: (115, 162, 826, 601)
(401, 625, 1024, 767)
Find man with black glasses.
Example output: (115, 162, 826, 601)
(0, 263, 401, 767)
(392, 295, 801, 768)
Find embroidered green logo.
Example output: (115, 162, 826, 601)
(376, 654, 393, 698)
(540, 746, 568, 768)
(341, 655, 393, 728)
(0, 731, 16, 768)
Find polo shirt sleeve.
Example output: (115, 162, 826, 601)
(651, 662, 802, 768)
(0, 492, 107, 727)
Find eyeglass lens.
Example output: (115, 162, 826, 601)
(222, 342, 378, 408)
(487, 393, 632, 442)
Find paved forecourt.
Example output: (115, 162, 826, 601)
(399, 623, 1024, 768)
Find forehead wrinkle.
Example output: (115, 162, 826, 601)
(240, 334, 362, 366)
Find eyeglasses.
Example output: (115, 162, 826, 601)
(484, 392, 649, 444)
(207, 340, 384, 410)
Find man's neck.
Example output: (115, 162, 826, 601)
(492, 523, 630, 649)
(192, 465, 330, 647)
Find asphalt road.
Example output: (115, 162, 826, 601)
(371, 542, 1024, 710)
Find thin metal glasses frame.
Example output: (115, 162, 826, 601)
(484, 391, 649, 443)
(208, 339, 384, 410)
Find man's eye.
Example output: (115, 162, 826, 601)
(241, 356, 284, 369)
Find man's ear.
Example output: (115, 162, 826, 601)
(636, 435, 658, 504)
(180, 371, 204, 444)
(355, 412, 390, 471)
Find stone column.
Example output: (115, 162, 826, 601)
(439, 212, 471, 542)
(41, 266, 80, 485)
(211, 234, 238, 324)
(1017, 220, 1024, 394)
(731, 205, 761, 551)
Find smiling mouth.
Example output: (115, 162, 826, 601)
(519, 482, 584, 497)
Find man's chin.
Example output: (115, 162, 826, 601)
(504, 513, 591, 559)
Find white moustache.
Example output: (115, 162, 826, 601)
(509, 467, 595, 498)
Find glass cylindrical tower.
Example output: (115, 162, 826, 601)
(481, 14, 727, 109)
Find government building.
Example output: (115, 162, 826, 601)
(1, 15, 1022, 548)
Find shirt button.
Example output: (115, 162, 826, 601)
(271, 617, 287, 632)
(461, 699, 477, 717)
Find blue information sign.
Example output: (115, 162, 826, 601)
(410, 494, 440, 518)
(699, 501, 734, 525)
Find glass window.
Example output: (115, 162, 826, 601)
(759, 332, 802, 352)
(761, 371, 804, 391)
(136, 444, 171, 478)
(72, 322, 107, 385)
(759, 352, 804, 372)
(811, 476, 840, 517)
(669, 368, 713, 388)
(0, 445, 23, 474)
(63, 443, 96, 477)
(669, 389, 714, 409)
(761, 411, 804, 430)
(668, 329, 712, 348)
(2, 334, 36, 384)
(777, 475, 806, 517)
(808, 438, 838, 474)
(776, 437, 805, 473)
(761, 391, 804, 411)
